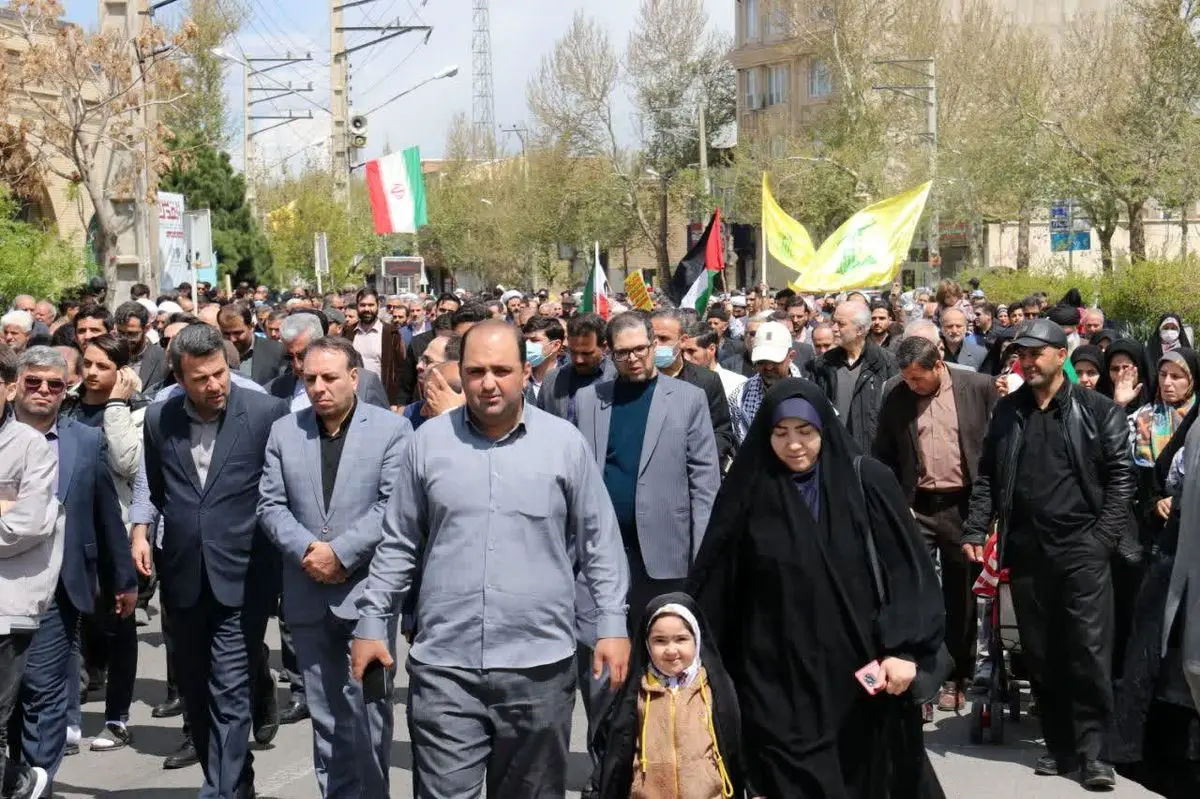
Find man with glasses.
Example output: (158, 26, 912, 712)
(0, 343, 62, 799)
(401, 333, 464, 431)
(5, 347, 135, 798)
(114, 302, 167, 393)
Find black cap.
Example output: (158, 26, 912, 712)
(1046, 304, 1080, 326)
(1012, 318, 1069, 349)
(88, 275, 108, 291)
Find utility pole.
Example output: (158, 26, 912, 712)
(331, 0, 349, 206)
(239, 54, 316, 215)
(242, 61, 254, 214)
(873, 57, 939, 275)
(501, 123, 533, 289)
(698, 103, 710, 199)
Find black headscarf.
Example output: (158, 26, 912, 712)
(1149, 347, 1200, 488)
(593, 593, 744, 799)
(1098, 338, 1154, 413)
(980, 325, 1017, 376)
(688, 378, 945, 799)
(1070, 344, 1103, 375)
(1090, 328, 1119, 350)
(1145, 312, 1192, 368)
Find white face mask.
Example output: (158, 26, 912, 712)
(1161, 328, 1181, 345)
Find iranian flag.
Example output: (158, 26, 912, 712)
(365, 146, 428, 235)
(667, 208, 724, 314)
(580, 241, 610, 318)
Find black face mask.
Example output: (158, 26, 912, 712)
(160, 337, 171, 350)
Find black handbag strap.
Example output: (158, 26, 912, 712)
(853, 456, 888, 607)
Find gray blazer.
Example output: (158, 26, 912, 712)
(536, 359, 617, 419)
(947, 340, 987, 371)
(258, 402, 412, 625)
(574, 375, 720, 580)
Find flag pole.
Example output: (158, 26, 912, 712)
(760, 175, 767, 291)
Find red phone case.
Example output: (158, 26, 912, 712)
(855, 660, 883, 695)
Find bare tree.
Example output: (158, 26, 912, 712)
(0, 0, 190, 285)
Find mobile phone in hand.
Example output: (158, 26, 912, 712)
(855, 660, 883, 695)
(362, 659, 391, 703)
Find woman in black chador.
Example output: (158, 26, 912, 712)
(688, 378, 946, 799)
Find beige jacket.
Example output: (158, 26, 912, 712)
(631, 668, 731, 799)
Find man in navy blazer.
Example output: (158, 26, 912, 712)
(259, 337, 411, 798)
(132, 324, 289, 799)
(5, 347, 136, 791)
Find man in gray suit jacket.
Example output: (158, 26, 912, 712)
(258, 337, 411, 799)
(941, 308, 987, 371)
(572, 312, 719, 769)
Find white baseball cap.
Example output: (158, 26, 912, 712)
(751, 321, 793, 364)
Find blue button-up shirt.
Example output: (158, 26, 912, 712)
(356, 403, 629, 669)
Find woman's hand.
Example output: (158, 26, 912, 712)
(879, 657, 917, 696)
(110, 367, 139, 400)
(1156, 496, 1173, 520)
(1114, 371, 1142, 407)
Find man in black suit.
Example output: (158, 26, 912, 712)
(650, 309, 734, 468)
(394, 293, 460, 406)
(132, 324, 289, 799)
(217, 304, 287, 387)
(873, 335, 996, 713)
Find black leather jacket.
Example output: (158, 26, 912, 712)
(964, 380, 1136, 554)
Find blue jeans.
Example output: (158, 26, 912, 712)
(6, 594, 79, 782)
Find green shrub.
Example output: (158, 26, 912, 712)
(962, 259, 1200, 333)
(0, 185, 85, 301)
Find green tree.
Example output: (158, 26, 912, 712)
(163, 0, 244, 147)
(0, 184, 85, 300)
(158, 138, 270, 283)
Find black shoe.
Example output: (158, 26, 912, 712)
(252, 673, 279, 746)
(151, 696, 185, 718)
(9, 765, 49, 799)
(163, 736, 199, 770)
(279, 699, 310, 725)
(1081, 760, 1116, 791)
(235, 782, 256, 799)
(1034, 752, 1067, 776)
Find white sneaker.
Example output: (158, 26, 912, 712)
(15, 765, 49, 799)
(66, 725, 82, 745)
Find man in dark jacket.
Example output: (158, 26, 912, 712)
(345, 289, 408, 408)
(394, 294, 461, 406)
(963, 319, 1134, 790)
(650, 309, 734, 468)
(806, 300, 897, 451)
(874, 335, 996, 713)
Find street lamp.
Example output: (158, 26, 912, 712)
(211, 47, 331, 115)
(362, 66, 460, 116)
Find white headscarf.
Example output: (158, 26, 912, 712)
(646, 603, 703, 688)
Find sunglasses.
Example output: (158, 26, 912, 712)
(24, 376, 66, 395)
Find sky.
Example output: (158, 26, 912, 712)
(62, 0, 732, 174)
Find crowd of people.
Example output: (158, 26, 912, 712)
(0, 272, 1197, 799)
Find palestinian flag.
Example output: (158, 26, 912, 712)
(668, 208, 724, 314)
(580, 241, 610, 318)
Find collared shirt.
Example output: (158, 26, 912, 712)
(356, 403, 629, 670)
(183, 399, 220, 488)
(45, 423, 60, 496)
(237, 344, 255, 376)
(915, 369, 964, 491)
(1010, 379, 1094, 556)
(290, 377, 310, 412)
(318, 402, 355, 510)
(353, 320, 384, 377)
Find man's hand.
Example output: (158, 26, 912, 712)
(114, 590, 137, 618)
(110, 368, 139, 401)
(994, 374, 1010, 398)
(0, 499, 14, 515)
(593, 637, 631, 691)
(131, 524, 153, 577)
(302, 542, 347, 584)
(351, 638, 394, 682)
(879, 656, 917, 695)
(423, 367, 465, 416)
(962, 542, 984, 564)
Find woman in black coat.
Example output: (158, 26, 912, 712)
(688, 379, 946, 799)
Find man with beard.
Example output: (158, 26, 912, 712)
(941, 308, 987, 370)
(346, 289, 408, 408)
(217, 305, 287, 387)
(115, 301, 168, 392)
(963, 318, 1133, 789)
(728, 320, 796, 446)
(867, 299, 903, 352)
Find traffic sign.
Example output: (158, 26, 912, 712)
(1050, 200, 1091, 252)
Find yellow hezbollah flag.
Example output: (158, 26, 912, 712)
(266, 200, 298, 232)
(762, 173, 816, 273)
(624, 271, 653, 311)
(788, 182, 931, 293)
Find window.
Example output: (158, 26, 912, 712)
(767, 64, 789, 106)
(743, 0, 760, 42)
(745, 67, 760, 110)
(767, 1, 788, 38)
(809, 58, 832, 99)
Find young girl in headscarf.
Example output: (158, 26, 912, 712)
(593, 593, 742, 799)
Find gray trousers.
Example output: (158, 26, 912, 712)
(407, 656, 575, 799)
(291, 614, 394, 799)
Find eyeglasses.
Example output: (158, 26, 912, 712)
(612, 344, 651, 362)
(23, 376, 66, 395)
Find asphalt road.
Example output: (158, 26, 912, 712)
(51, 607, 1161, 798)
